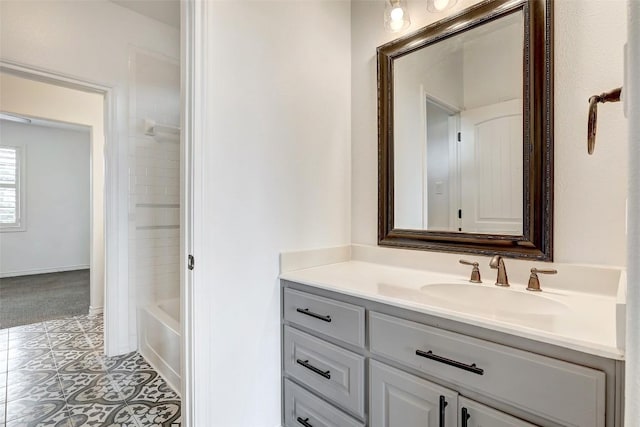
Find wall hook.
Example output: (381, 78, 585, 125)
(587, 87, 622, 155)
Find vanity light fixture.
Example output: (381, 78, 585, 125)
(384, 0, 411, 33)
(427, 0, 458, 13)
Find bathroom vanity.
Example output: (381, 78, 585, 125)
(279, 254, 625, 427)
(281, 0, 625, 424)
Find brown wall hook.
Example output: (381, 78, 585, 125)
(587, 87, 622, 155)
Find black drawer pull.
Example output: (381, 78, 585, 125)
(462, 407, 471, 427)
(296, 359, 331, 379)
(296, 308, 332, 322)
(297, 417, 313, 427)
(439, 395, 448, 427)
(416, 349, 484, 375)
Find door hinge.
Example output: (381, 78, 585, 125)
(188, 255, 195, 271)
(457, 132, 461, 142)
(458, 209, 462, 219)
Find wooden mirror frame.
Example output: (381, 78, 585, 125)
(378, 0, 553, 261)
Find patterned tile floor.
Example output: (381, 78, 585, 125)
(0, 314, 181, 427)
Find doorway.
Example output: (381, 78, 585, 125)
(0, 70, 107, 326)
(0, 116, 93, 327)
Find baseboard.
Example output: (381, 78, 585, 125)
(89, 306, 103, 316)
(0, 264, 90, 278)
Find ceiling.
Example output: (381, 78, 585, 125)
(109, 0, 180, 29)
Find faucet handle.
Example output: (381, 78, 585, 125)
(459, 260, 482, 283)
(527, 268, 557, 292)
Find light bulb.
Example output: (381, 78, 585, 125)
(390, 6, 404, 21)
(384, 0, 410, 32)
(389, 19, 404, 31)
(432, 0, 450, 10)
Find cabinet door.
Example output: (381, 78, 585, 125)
(370, 360, 457, 427)
(458, 397, 538, 427)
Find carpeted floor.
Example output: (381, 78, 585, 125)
(0, 269, 90, 329)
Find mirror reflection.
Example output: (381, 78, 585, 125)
(393, 11, 524, 235)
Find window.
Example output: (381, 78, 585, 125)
(0, 146, 25, 231)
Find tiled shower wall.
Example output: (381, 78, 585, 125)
(128, 51, 181, 310)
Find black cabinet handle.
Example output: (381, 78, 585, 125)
(439, 395, 448, 427)
(462, 407, 471, 427)
(297, 417, 313, 427)
(416, 349, 484, 375)
(296, 308, 332, 322)
(296, 359, 331, 379)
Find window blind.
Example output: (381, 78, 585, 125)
(0, 146, 19, 225)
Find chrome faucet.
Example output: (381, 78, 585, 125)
(489, 255, 509, 287)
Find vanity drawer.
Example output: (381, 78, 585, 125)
(284, 326, 365, 417)
(369, 312, 605, 427)
(284, 379, 364, 427)
(284, 288, 365, 348)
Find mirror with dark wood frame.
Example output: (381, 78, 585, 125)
(378, 0, 553, 260)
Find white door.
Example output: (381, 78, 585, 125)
(459, 99, 523, 234)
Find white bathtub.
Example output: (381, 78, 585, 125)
(139, 298, 181, 393)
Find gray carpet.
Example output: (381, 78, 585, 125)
(0, 269, 90, 329)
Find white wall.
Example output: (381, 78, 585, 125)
(462, 16, 522, 110)
(352, 0, 628, 266)
(425, 102, 451, 229)
(0, 72, 104, 312)
(393, 44, 462, 229)
(0, 121, 90, 276)
(194, 1, 351, 425)
(0, 0, 180, 354)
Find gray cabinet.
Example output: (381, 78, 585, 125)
(459, 397, 537, 427)
(369, 311, 605, 427)
(281, 283, 619, 427)
(283, 379, 365, 427)
(283, 326, 365, 417)
(370, 360, 457, 427)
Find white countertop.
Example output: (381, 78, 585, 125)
(280, 260, 625, 360)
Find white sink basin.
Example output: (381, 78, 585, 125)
(419, 283, 569, 318)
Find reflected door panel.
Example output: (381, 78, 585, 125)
(460, 99, 523, 234)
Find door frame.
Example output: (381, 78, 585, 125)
(0, 59, 124, 356)
(180, 0, 203, 424)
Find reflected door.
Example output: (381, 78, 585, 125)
(460, 99, 523, 234)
